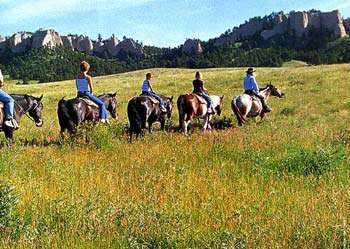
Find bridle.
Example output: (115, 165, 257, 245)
(14, 99, 39, 123)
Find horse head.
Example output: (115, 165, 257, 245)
(102, 92, 118, 120)
(164, 96, 174, 119)
(26, 94, 44, 127)
(267, 83, 285, 98)
(213, 95, 224, 116)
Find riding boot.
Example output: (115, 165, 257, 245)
(260, 99, 272, 113)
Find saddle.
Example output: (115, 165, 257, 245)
(78, 97, 99, 108)
(140, 94, 159, 104)
(191, 93, 206, 105)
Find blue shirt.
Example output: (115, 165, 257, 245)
(141, 79, 151, 93)
(76, 77, 90, 93)
(244, 74, 259, 93)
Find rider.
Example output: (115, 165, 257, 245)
(76, 61, 108, 123)
(192, 72, 214, 113)
(244, 67, 272, 113)
(0, 69, 18, 128)
(141, 73, 167, 113)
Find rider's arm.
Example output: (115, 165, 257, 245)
(149, 81, 154, 93)
(87, 75, 93, 93)
(251, 77, 259, 94)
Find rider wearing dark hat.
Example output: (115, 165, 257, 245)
(244, 67, 272, 113)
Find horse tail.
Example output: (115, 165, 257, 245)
(177, 95, 189, 131)
(127, 97, 143, 142)
(232, 97, 246, 126)
(58, 98, 77, 134)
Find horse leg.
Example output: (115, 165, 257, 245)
(160, 119, 166, 131)
(148, 121, 153, 134)
(4, 128, 13, 145)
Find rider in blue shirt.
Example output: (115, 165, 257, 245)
(76, 61, 108, 123)
(244, 67, 272, 112)
(141, 73, 167, 112)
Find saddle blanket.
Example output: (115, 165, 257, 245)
(192, 93, 206, 105)
(78, 97, 99, 108)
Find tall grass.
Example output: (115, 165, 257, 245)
(0, 65, 350, 248)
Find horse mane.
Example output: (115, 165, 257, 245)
(259, 84, 273, 92)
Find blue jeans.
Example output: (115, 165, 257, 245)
(0, 90, 14, 120)
(142, 91, 165, 107)
(201, 92, 213, 108)
(78, 91, 107, 120)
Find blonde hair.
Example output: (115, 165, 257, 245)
(80, 61, 90, 72)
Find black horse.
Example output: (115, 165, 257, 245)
(127, 95, 173, 142)
(57, 93, 117, 135)
(0, 94, 44, 140)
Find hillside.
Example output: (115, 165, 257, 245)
(1, 9, 350, 83)
(1, 65, 350, 247)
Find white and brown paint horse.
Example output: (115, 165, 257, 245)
(231, 83, 284, 126)
(177, 93, 224, 134)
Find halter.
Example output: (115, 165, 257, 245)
(14, 99, 39, 123)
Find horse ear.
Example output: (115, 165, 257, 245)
(111, 92, 117, 97)
(170, 96, 173, 101)
(38, 94, 43, 101)
(220, 95, 224, 100)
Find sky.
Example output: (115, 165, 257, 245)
(0, 0, 349, 47)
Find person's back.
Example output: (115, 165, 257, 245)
(76, 74, 90, 93)
(192, 79, 204, 94)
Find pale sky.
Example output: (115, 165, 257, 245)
(0, 0, 349, 47)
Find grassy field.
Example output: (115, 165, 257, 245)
(1, 64, 350, 248)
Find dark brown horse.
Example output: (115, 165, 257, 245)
(127, 95, 173, 142)
(0, 94, 44, 141)
(57, 93, 117, 135)
(177, 94, 224, 134)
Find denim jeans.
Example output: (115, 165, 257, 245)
(142, 91, 165, 107)
(0, 90, 14, 120)
(201, 92, 213, 108)
(78, 91, 107, 120)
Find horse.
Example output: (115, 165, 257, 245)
(127, 95, 173, 142)
(0, 94, 44, 141)
(57, 93, 117, 135)
(231, 83, 285, 126)
(177, 93, 224, 134)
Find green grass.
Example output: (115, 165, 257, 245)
(282, 60, 309, 68)
(1, 65, 350, 248)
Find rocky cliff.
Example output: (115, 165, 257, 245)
(182, 39, 203, 54)
(0, 29, 144, 58)
(344, 18, 350, 33)
(215, 10, 348, 46)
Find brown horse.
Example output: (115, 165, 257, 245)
(177, 94, 224, 134)
(57, 93, 117, 135)
(231, 83, 284, 126)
